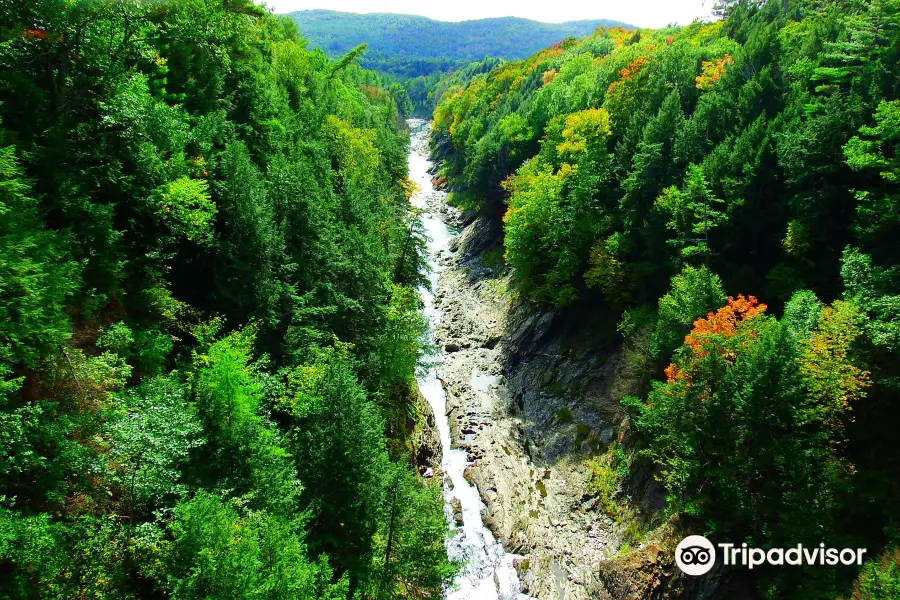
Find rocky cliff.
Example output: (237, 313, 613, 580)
(425, 202, 697, 599)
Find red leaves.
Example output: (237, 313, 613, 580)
(685, 295, 766, 356)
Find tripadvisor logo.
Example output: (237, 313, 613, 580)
(675, 536, 868, 576)
(676, 535, 717, 576)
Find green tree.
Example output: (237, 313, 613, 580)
(843, 548, 900, 600)
(844, 100, 900, 260)
(107, 375, 204, 514)
(278, 345, 390, 584)
(160, 492, 344, 600)
(654, 164, 728, 264)
(502, 108, 613, 306)
(649, 264, 727, 359)
(193, 329, 299, 517)
(366, 464, 457, 600)
(0, 142, 78, 400)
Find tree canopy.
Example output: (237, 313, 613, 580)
(0, 0, 454, 598)
(431, 0, 900, 597)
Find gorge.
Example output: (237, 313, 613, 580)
(409, 119, 529, 600)
(410, 121, 666, 599)
(2, 2, 899, 599)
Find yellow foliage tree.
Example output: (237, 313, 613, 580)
(798, 300, 871, 433)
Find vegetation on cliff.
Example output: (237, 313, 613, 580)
(431, 0, 900, 596)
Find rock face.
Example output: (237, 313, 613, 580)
(415, 388, 443, 471)
(428, 211, 663, 599)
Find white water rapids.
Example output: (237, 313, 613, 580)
(407, 119, 530, 600)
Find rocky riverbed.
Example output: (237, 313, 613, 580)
(425, 205, 630, 598)
(410, 120, 530, 600)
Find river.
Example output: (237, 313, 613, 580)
(407, 119, 529, 600)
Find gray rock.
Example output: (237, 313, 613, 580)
(451, 497, 463, 526)
(427, 210, 653, 600)
(600, 427, 615, 444)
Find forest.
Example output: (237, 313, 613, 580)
(288, 10, 630, 62)
(430, 0, 900, 597)
(3, 0, 900, 598)
(288, 11, 632, 117)
(0, 0, 455, 598)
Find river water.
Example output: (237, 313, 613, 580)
(407, 119, 529, 600)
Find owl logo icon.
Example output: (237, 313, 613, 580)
(676, 535, 716, 576)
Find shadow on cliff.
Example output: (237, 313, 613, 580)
(451, 212, 669, 512)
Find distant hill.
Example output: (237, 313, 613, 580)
(286, 10, 634, 62)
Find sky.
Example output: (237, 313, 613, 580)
(262, 0, 717, 30)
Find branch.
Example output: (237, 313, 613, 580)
(58, 344, 84, 395)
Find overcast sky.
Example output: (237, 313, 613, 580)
(262, 0, 717, 30)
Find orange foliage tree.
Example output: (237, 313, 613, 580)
(626, 290, 870, 542)
(606, 56, 649, 96)
(665, 294, 767, 383)
(695, 54, 734, 90)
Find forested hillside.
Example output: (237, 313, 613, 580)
(431, 0, 900, 597)
(288, 10, 633, 116)
(289, 10, 631, 62)
(0, 0, 454, 598)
